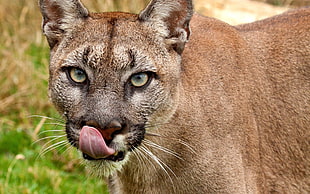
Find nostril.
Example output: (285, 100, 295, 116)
(83, 119, 124, 141)
(105, 120, 122, 131)
(85, 120, 101, 129)
(103, 120, 123, 140)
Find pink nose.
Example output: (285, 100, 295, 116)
(85, 120, 122, 140)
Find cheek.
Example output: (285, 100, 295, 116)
(146, 83, 180, 128)
(49, 79, 84, 114)
(130, 83, 168, 120)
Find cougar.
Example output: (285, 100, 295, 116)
(39, 0, 309, 193)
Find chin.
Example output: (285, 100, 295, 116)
(83, 153, 131, 178)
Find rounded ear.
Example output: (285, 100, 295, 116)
(39, 0, 89, 48)
(139, 0, 193, 54)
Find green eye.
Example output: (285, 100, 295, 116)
(130, 72, 149, 87)
(69, 67, 87, 83)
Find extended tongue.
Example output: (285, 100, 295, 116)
(79, 126, 116, 159)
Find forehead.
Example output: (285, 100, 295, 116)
(72, 12, 156, 48)
(61, 13, 159, 71)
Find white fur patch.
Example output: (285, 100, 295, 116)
(84, 153, 130, 178)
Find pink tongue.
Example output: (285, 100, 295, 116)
(79, 126, 116, 159)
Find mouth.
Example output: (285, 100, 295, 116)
(78, 126, 127, 162)
(82, 151, 125, 161)
(65, 120, 145, 164)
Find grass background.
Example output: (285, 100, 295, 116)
(0, 0, 308, 193)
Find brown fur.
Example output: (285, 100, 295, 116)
(39, 0, 309, 193)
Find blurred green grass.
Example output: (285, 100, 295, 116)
(0, 0, 148, 193)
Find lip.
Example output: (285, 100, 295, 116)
(82, 151, 126, 162)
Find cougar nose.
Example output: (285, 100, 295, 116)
(85, 119, 123, 140)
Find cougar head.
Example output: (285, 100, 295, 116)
(40, 0, 192, 177)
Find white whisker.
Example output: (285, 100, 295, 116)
(38, 135, 67, 155)
(39, 140, 68, 158)
(40, 129, 64, 132)
(131, 148, 143, 164)
(143, 139, 183, 160)
(37, 130, 65, 137)
(33, 134, 67, 145)
(133, 148, 157, 172)
(176, 139, 196, 155)
(29, 115, 64, 123)
(145, 121, 170, 129)
(140, 145, 176, 188)
(144, 131, 196, 155)
(145, 132, 161, 137)
(56, 141, 72, 153)
(38, 129, 65, 135)
(43, 122, 66, 127)
(61, 144, 74, 155)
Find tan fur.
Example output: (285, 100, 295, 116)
(40, 0, 309, 193)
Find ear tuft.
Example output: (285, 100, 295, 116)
(139, 0, 193, 54)
(39, 0, 89, 48)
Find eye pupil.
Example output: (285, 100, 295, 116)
(69, 68, 87, 83)
(130, 73, 149, 87)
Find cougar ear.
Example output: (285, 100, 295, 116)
(39, 0, 89, 48)
(139, 0, 193, 54)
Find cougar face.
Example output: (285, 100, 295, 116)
(43, 6, 183, 175)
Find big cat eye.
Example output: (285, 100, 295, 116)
(130, 72, 151, 88)
(68, 67, 87, 83)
